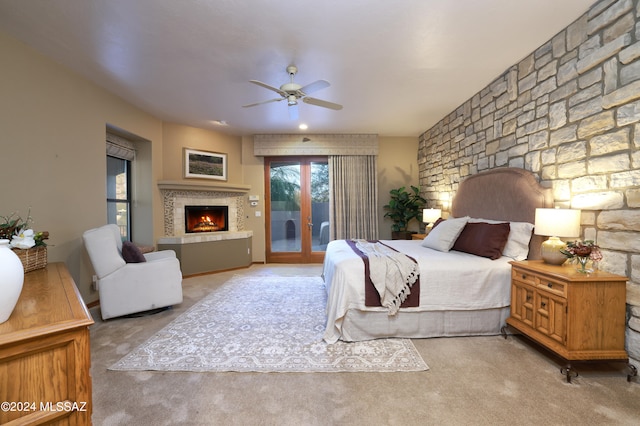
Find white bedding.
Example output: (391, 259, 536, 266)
(322, 239, 513, 343)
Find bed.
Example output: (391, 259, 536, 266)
(322, 167, 554, 343)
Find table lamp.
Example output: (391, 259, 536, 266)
(534, 208, 581, 265)
(423, 208, 442, 228)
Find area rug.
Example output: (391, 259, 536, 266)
(109, 275, 428, 373)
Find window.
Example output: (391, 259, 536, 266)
(106, 155, 131, 241)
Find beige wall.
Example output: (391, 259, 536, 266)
(241, 136, 267, 263)
(0, 29, 420, 304)
(377, 137, 421, 239)
(162, 123, 243, 182)
(0, 32, 164, 303)
(161, 124, 264, 260)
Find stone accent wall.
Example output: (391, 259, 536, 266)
(418, 0, 640, 365)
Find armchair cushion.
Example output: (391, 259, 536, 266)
(82, 225, 126, 278)
(122, 241, 146, 263)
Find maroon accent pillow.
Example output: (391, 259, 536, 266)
(432, 217, 446, 228)
(452, 222, 511, 260)
(122, 241, 147, 263)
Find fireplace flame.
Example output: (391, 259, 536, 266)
(185, 205, 228, 233)
(193, 215, 219, 231)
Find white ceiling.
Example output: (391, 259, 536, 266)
(0, 0, 595, 137)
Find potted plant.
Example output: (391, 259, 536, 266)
(383, 185, 427, 239)
(1, 210, 49, 273)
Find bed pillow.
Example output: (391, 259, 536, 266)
(469, 218, 534, 260)
(121, 241, 147, 263)
(452, 222, 511, 260)
(421, 216, 469, 252)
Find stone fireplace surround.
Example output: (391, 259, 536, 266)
(157, 180, 252, 245)
(156, 181, 253, 275)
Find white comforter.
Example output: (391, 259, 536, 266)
(322, 239, 512, 343)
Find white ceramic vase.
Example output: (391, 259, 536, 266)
(0, 239, 24, 323)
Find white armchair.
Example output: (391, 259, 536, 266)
(83, 224, 183, 320)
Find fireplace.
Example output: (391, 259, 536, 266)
(184, 205, 229, 233)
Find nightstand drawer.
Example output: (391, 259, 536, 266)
(512, 267, 536, 286)
(536, 276, 567, 297)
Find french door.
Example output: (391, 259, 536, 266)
(265, 156, 329, 263)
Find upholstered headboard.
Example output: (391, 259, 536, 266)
(450, 168, 554, 260)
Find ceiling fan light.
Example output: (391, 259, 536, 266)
(245, 65, 341, 115)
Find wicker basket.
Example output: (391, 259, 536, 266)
(12, 246, 47, 273)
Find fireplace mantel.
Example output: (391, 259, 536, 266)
(158, 180, 251, 193)
(159, 180, 249, 237)
(158, 180, 252, 274)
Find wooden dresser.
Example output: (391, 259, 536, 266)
(506, 260, 632, 381)
(0, 263, 94, 425)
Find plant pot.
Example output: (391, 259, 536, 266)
(391, 231, 413, 240)
(12, 245, 47, 272)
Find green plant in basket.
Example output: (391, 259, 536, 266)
(0, 210, 49, 249)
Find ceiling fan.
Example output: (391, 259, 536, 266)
(242, 65, 342, 120)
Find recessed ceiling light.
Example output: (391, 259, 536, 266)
(298, 123, 308, 130)
(211, 120, 229, 126)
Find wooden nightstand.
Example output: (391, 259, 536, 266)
(504, 260, 636, 382)
(411, 233, 427, 240)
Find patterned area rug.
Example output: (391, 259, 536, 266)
(109, 275, 428, 373)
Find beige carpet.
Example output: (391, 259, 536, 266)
(109, 275, 428, 373)
(91, 265, 640, 425)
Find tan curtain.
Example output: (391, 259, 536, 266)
(329, 155, 378, 240)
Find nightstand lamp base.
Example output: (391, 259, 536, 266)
(540, 236, 567, 265)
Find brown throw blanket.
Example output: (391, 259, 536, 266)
(346, 240, 420, 313)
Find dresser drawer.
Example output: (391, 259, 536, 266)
(512, 267, 537, 286)
(536, 276, 567, 297)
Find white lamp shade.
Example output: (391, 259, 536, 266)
(422, 208, 442, 224)
(534, 208, 581, 238)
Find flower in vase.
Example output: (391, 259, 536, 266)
(560, 240, 602, 261)
(560, 240, 602, 272)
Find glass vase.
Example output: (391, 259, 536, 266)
(576, 256, 592, 273)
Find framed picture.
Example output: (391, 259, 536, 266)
(184, 148, 227, 181)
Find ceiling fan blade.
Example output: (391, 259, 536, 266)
(288, 104, 299, 120)
(300, 79, 330, 95)
(242, 98, 283, 108)
(303, 97, 343, 110)
(249, 80, 287, 97)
